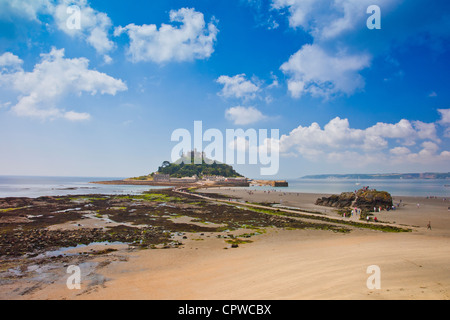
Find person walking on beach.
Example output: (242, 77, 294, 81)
(427, 221, 432, 230)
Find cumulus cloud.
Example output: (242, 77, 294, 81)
(0, 1, 116, 63)
(63, 111, 91, 121)
(271, 0, 316, 31)
(225, 106, 267, 125)
(271, 0, 398, 40)
(0, 0, 115, 63)
(115, 8, 218, 64)
(279, 116, 449, 166)
(390, 146, 411, 156)
(271, 1, 409, 99)
(438, 109, 450, 138)
(0, 52, 23, 71)
(0, 48, 127, 121)
(217, 74, 261, 100)
(391, 141, 450, 165)
(280, 44, 371, 98)
(438, 109, 450, 125)
(52, 0, 115, 63)
(0, 0, 53, 21)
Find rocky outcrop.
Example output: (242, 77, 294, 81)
(316, 189, 393, 211)
(315, 192, 356, 208)
(354, 189, 393, 210)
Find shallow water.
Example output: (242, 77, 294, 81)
(248, 178, 450, 197)
(42, 241, 126, 258)
(0, 176, 171, 198)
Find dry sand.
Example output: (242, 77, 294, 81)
(5, 188, 450, 300)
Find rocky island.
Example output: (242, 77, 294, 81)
(93, 150, 287, 188)
(315, 187, 394, 218)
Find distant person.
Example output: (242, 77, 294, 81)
(417, 203, 420, 209)
(427, 221, 432, 230)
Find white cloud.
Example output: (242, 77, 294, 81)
(272, 1, 406, 100)
(271, 0, 398, 40)
(115, 8, 218, 64)
(412, 121, 439, 142)
(390, 146, 411, 156)
(439, 109, 450, 138)
(271, 0, 316, 30)
(279, 116, 449, 166)
(438, 109, 450, 125)
(225, 106, 267, 125)
(0, 0, 115, 63)
(0, 48, 127, 120)
(0, 52, 23, 70)
(217, 74, 261, 100)
(280, 44, 371, 98)
(53, 0, 115, 63)
(393, 141, 450, 165)
(63, 111, 91, 121)
(445, 128, 450, 138)
(0, 0, 53, 21)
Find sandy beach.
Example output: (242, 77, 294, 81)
(1, 188, 449, 300)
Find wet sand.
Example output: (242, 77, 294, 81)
(199, 187, 450, 234)
(2, 189, 449, 300)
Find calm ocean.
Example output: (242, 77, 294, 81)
(247, 178, 450, 197)
(0, 176, 170, 198)
(1, 176, 449, 198)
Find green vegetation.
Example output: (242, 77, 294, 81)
(235, 202, 410, 233)
(225, 238, 253, 245)
(0, 206, 29, 213)
(157, 156, 243, 178)
(130, 175, 151, 181)
(69, 196, 109, 203)
(115, 193, 183, 202)
(129, 152, 245, 180)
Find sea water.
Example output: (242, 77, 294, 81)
(247, 178, 450, 197)
(0, 176, 171, 198)
(1, 176, 449, 198)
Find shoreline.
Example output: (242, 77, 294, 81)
(90, 179, 449, 198)
(1, 186, 449, 300)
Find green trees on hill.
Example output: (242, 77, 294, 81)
(157, 158, 243, 178)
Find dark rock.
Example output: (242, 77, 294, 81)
(316, 189, 392, 211)
(315, 192, 355, 208)
(355, 190, 393, 210)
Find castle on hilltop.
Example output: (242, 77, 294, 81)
(182, 149, 205, 160)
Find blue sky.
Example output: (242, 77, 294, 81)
(0, 0, 449, 179)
